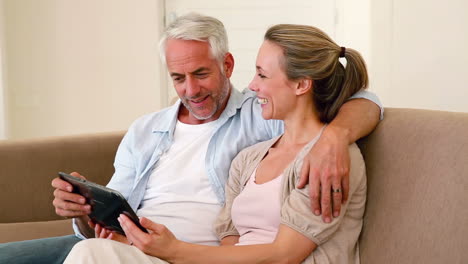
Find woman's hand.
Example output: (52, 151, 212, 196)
(88, 220, 130, 244)
(118, 214, 180, 260)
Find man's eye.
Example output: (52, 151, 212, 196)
(173, 77, 185, 82)
(196, 73, 208, 79)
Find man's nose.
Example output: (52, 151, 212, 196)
(185, 77, 201, 97)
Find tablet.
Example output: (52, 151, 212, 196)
(58, 172, 148, 235)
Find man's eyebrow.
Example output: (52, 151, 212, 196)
(192, 67, 210, 74)
(170, 72, 184, 78)
(170, 67, 211, 77)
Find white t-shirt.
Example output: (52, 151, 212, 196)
(137, 119, 221, 245)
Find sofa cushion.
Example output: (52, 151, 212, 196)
(0, 219, 73, 243)
(357, 108, 468, 264)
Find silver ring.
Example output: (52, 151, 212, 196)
(332, 188, 341, 193)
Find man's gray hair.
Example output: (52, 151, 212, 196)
(159, 13, 229, 66)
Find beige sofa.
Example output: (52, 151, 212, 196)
(0, 108, 467, 263)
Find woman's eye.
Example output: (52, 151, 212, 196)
(258, 73, 266, 79)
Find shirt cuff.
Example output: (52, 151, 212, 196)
(72, 218, 87, 240)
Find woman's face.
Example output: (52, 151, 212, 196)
(249, 40, 299, 120)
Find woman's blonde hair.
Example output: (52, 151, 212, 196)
(265, 24, 368, 123)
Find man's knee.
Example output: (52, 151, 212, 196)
(66, 239, 132, 263)
(0, 235, 81, 264)
(70, 238, 111, 253)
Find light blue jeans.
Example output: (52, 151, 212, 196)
(0, 235, 82, 264)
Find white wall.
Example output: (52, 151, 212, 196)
(2, 0, 466, 140)
(371, 0, 468, 112)
(336, 0, 371, 69)
(0, 0, 6, 139)
(2, 0, 166, 139)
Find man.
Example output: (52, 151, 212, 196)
(0, 13, 382, 263)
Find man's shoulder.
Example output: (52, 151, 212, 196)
(133, 107, 172, 124)
(231, 88, 263, 121)
(129, 104, 177, 133)
(238, 88, 257, 106)
(229, 88, 257, 110)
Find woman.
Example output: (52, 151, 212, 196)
(66, 24, 368, 264)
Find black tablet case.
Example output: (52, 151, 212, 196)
(58, 172, 148, 235)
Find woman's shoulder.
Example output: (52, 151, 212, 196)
(348, 143, 366, 187)
(348, 143, 365, 167)
(230, 137, 280, 179)
(235, 136, 280, 160)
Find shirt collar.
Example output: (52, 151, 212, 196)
(151, 101, 180, 133)
(219, 86, 250, 119)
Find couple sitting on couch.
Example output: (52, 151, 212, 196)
(1, 13, 382, 263)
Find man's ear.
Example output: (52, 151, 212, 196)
(223, 52, 235, 78)
(295, 78, 313, 95)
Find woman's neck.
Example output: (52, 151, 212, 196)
(277, 97, 324, 147)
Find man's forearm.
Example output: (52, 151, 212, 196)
(329, 98, 381, 144)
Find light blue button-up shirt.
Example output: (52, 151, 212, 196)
(73, 88, 382, 237)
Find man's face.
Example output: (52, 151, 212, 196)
(165, 39, 234, 124)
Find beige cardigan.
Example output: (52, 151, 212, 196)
(214, 134, 367, 264)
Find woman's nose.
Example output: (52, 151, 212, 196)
(248, 79, 258, 92)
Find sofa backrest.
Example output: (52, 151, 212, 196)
(357, 108, 468, 264)
(0, 131, 124, 224)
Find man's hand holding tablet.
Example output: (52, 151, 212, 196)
(58, 172, 148, 235)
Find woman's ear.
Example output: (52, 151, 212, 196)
(295, 78, 313, 95)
